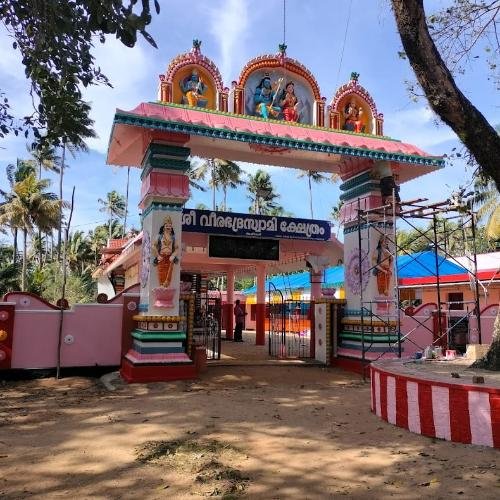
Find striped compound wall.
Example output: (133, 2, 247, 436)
(371, 362, 500, 449)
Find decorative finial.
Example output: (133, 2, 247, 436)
(350, 72, 360, 82)
(192, 39, 202, 50)
(278, 43, 287, 55)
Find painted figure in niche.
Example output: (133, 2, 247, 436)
(181, 69, 208, 107)
(372, 234, 393, 296)
(153, 216, 179, 288)
(279, 81, 300, 122)
(140, 230, 151, 288)
(254, 75, 282, 119)
(343, 98, 365, 133)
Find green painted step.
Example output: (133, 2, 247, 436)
(132, 330, 186, 341)
(340, 333, 401, 343)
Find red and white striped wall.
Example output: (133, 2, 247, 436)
(371, 363, 500, 449)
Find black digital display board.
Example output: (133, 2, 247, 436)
(209, 235, 279, 261)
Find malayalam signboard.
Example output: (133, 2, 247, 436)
(182, 209, 331, 241)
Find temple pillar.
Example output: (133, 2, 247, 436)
(225, 267, 235, 340)
(310, 270, 323, 300)
(121, 143, 196, 382)
(255, 264, 267, 346)
(339, 161, 400, 359)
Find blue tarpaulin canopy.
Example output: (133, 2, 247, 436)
(242, 251, 466, 294)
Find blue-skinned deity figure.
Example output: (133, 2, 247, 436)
(254, 76, 281, 119)
(181, 69, 208, 107)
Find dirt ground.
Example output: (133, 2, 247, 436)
(0, 365, 499, 499)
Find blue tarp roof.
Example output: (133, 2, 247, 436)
(242, 251, 467, 294)
(397, 251, 466, 278)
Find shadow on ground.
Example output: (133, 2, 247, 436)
(0, 365, 498, 499)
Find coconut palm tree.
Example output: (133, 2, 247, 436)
(56, 111, 96, 260)
(473, 174, 500, 241)
(186, 162, 208, 193)
(27, 143, 60, 179)
(67, 231, 93, 273)
(214, 160, 245, 211)
(330, 200, 344, 237)
(297, 170, 330, 219)
(28, 143, 61, 265)
(98, 191, 127, 240)
(0, 160, 37, 266)
(0, 174, 61, 290)
(246, 169, 280, 215)
(191, 158, 243, 210)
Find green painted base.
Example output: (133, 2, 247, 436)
(340, 332, 401, 343)
(132, 330, 186, 341)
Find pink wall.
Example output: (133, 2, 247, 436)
(400, 302, 498, 358)
(421, 283, 499, 311)
(4, 288, 139, 370)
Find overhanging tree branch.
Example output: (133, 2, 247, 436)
(391, 0, 500, 191)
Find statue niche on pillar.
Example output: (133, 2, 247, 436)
(152, 216, 179, 308)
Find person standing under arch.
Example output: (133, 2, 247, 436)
(233, 299, 247, 342)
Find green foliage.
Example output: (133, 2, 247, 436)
(98, 190, 127, 238)
(234, 277, 254, 291)
(34, 262, 96, 304)
(191, 158, 245, 211)
(246, 169, 282, 215)
(396, 217, 497, 256)
(0, 0, 160, 146)
(0, 245, 19, 296)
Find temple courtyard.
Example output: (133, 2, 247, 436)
(0, 366, 498, 499)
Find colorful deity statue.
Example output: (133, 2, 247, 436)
(153, 216, 179, 288)
(372, 234, 393, 296)
(254, 75, 282, 119)
(180, 69, 208, 107)
(343, 98, 365, 133)
(279, 81, 299, 122)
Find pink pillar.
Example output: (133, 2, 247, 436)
(310, 271, 323, 300)
(256, 264, 266, 346)
(225, 267, 235, 340)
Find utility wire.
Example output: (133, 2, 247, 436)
(335, 0, 354, 89)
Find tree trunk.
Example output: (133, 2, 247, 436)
(38, 232, 43, 270)
(223, 186, 227, 211)
(472, 306, 500, 371)
(21, 228, 27, 292)
(57, 144, 66, 261)
(308, 174, 314, 219)
(391, 0, 500, 370)
(13, 228, 18, 267)
(391, 0, 500, 191)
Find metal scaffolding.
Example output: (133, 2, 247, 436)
(355, 190, 484, 375)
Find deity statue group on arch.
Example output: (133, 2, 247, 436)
(253, 74, 301, 123)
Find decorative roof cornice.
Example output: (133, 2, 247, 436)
(237, 54, 322, 100)
(114, 106, 444, 169)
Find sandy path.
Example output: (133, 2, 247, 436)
(0, 366, 498, 499)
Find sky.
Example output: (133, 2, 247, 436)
(0, 0, 498, 242)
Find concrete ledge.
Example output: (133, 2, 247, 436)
(370, 360, 500, 449)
